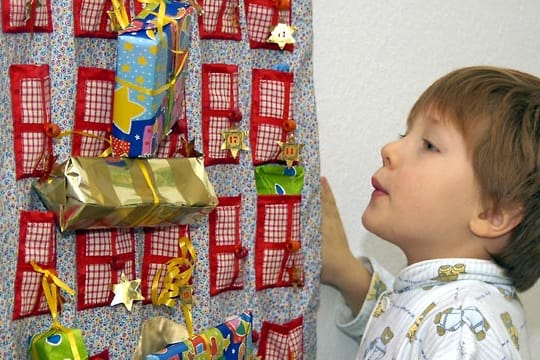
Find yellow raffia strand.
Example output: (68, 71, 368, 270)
(130, 160, 161, 227)
(109, 0, 130, 31)
(56, 130, 112, 158)
(30, 261, 82, 360)
(151, 236, 197, 336)
(30, 261, 75, 324)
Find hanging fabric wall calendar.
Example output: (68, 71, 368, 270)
(0, 0, 320, 358)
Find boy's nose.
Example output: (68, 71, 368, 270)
(381, 139, 400, 168)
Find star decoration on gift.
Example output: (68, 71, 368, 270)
(221, 126, 249, 158)
(110, 272, 144, 312)
(277, 135, 303, 168)
(113, 86, 145, 134)
(267, 23, 296, 50)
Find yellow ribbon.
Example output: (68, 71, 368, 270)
(109, 0, 131, 31)
(151, 236, 197, 336)
(115, 47, 188, 98)
(130, 160, 161, 227)
(55, 130, 112, 157)
(30, 261, 81, 360)
(31, 261, 75, 325)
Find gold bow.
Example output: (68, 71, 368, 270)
(151, 236, 197, 336)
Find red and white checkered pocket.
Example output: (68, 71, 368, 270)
(13, 211, 56, 320)
(198, 0, 241, 40)
(244, 0, 293, 51)
(255, 195, 303, 290)
(257, 316, 303, 360)
(208, 196, 244, 296)
(9, 64, 53, 180)
(155, 86, 188, 158)
(72, 67, 115, 157)
(2, 0, 53, 33)
(73, 0, 127, 38)
(141, 225, 190, 303)
(75, 229, 136, 310)
(202, 63, 242, 165)
(250, 68, 293, 165)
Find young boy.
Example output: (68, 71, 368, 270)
(321, 66, 540, 359)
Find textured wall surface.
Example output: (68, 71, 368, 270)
(313, 1, 540, 358)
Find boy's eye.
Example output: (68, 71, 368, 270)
(422, 138, 439, 152)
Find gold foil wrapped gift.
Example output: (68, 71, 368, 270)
(33, 156, 218, 232)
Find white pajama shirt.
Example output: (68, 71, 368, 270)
(336, 258, 530, 359)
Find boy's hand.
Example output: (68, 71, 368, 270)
(320, 176, 372, 315)
(320, 176, 353, 286)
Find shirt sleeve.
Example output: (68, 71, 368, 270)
(335, 256, 394, 341)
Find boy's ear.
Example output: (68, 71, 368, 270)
(470, 205, 523, 239)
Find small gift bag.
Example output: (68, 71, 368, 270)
(27, 261, 89, 360)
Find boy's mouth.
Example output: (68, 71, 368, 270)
(371, 177, 388, 195)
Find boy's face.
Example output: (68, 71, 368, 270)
(361, 110, 486, 264)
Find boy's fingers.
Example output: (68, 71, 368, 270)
(320, 176, 336, 205)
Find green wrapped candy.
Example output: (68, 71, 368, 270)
(255, 165, 305, 195)
(29, 326, 88, 360)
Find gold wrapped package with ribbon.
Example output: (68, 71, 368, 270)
(33, 156, 218, 232)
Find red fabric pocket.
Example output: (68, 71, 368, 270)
(73, 0, 127, 38)
(9, 64, 53, 180)
(208, 196, 244, 296)
(257, 316, 303, 359)
(155, 88, 188, 158)
(202, 63, 242, 165)
(198, 0, 241, 40)
(72, 67, 115, 156)
(76, 229, 136, 310)
(13, 211, 56, 319)
(2, 0, 53, 33)
(245, 0, 293, 51)
(255, 195, 303, 290)
(250, 68, 293, 165)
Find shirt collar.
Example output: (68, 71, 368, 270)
(393, 258, 514, 293)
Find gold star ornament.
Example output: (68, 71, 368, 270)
(277, 135, 303, 168)
(110, 272, 144, 311)
(221, 126, 249, 158)
(267, 23, 296, 50)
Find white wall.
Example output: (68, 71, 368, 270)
(313, 1, 540, 358)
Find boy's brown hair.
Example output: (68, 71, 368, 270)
(408, 66, 540, 291)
